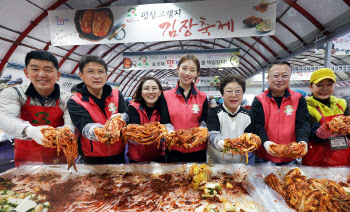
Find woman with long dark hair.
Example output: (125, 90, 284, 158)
(160, 54, 208, 163)
(126, 76, 166, 163)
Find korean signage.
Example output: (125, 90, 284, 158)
(163, 76, 220, 87)
(48, 0, 276, 46)
(315, 33, 350, 55)
(249, 71, 312, 82)
(123, 49, 240, 70)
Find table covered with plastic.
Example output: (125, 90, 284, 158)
(0, 163, 349, 212)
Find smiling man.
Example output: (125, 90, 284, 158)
(67, 55, 127, 164)
(0, 50, 74, 166)
(251, 61, 310, 165)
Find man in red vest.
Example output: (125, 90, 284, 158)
(251, 61, 310, 165)
(0, 50, 74, 166)
(67, 55, 127, 164)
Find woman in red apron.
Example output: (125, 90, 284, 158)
(15, 97, 66, 166)
(302, 68, 350, 166)
(126, 76, 165, 163)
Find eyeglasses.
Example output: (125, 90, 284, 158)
(224, 90, 243, 96)
(142, 88, 159, 92)
(269, 74, 290, 80)
(85, 70, 106, 77)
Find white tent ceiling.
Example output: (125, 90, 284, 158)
(1, 0, 350, 96)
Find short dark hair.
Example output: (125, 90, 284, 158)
(268, 61, 291, 73)
(79, 54, 108, 73)
(219, 74, 246, 95)
(178, 54, 200, 74)
(25, 50, 59, 70)
(133, 76, 163, 102)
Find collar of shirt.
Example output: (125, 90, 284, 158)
(25, 83, 60, 105)
(222, 103, 241, 116)
(176, 82, 196, 100)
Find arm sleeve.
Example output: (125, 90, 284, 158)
(0, 87, 31, 139)
(159, 93, 171, 124)
(118, 91, 127, 113)
(345, 98, 350, 116)
(207, 108, 220, 131)
(310, 122, 329, 143)
(199, 97, 209, 123)
(295, 96, 310, 142)
(244, 111, 254, 133)
(127, 105, 141, 125)
(251, 97, 269, 144)
(67, 98, 95, 133)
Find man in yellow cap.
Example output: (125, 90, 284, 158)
(302, 68, 350, 166)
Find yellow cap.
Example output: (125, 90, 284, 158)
(310, 68, 336, 84)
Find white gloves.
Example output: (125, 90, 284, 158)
(164, 123, 175, 133)
(110, 113, 129, 123)
(26, 126, 46, 145)
(217, 140, 225, 151)
(263, 141, 276, 156)
(82, 123, 104, 141)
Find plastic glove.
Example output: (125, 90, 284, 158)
(26, 126, 47, 145)
(110, 113, 129, 123)
(82, 123, 104, 141)
(298, 141, 308, 156)
(199, 121, 207, 128)
(263, 141, 277, 156)
(164, 123, 175, 133)
(128, 140, 139, 145)
(209, 131, 224, 151)
(316, 123, 332, 139)
(217, 140, 225, 151)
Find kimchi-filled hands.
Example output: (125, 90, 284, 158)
(164, 123, 175, 133)
(209, 131, 224, 151)
(264, 141, 277, 156)
(26, 126, 47, 145)
(298, 141, 308, 155)
(82, 123, 104, 141)
(316, 122, 332, 139)
(110, 113, 129, 123)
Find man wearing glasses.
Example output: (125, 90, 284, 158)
(67, 55, 127, 164)
(251, 61, 310, 165)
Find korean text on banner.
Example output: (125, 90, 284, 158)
(48, 0, 276, 46)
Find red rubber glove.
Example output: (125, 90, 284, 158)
(316, 123, 332, 139)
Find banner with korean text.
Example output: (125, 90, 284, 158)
(48, 0, 276, 46)
(123, 49, 240, 70)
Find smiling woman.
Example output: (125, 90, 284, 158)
(207, 74, 254, 164)
(126, 76, 166, 163)
(160, 54, 209, 163)
(302, 68, 350, 167)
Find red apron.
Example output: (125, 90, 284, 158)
(14, 97, 66, 166)
(303, 107, 350, 166)
(127, 102, 165, 162)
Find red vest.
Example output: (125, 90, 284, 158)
(15, 97, 66, 166)
(71, 89, 125, 157)
(303, 104, 350, 167)
(127, 101, 165, 161)
(164, 83, 207, 153)
(255, 88, 302, 163)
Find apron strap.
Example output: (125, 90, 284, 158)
(336, 103, 344, 114)
(55, 99, 60, 107)
(25, 96, 31, 105)
(316, 107, 326, 123)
